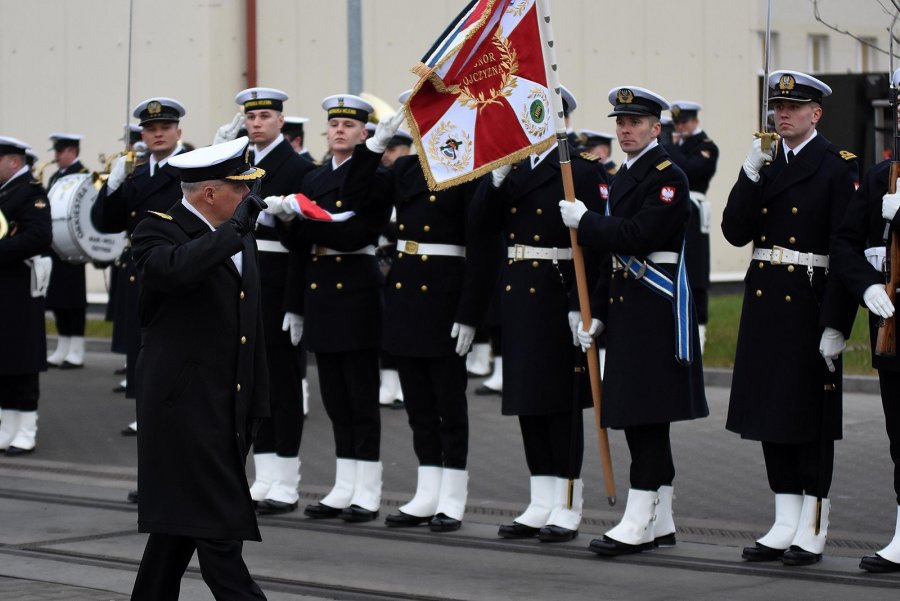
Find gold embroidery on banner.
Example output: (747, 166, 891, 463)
(447, 26, 518, 113)
(427, 121, 474, 174)
(519, 87, 550, 138)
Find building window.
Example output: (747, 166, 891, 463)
(758, 31, 780, 73)
(809, 34, 829, 73)
(859, 37, 878, 72)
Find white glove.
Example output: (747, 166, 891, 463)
(107, 155, 128, 192)
(282, 312, 303, 346)
(742, 137, 774, 183)
(214, 112, 244, 145)
(883, 180, 900, 221)
(264, 195, 304, 222)
(559, 199, 588, 229)
(492, 164, 512, 187)
(450, 322, 476, 356)
(365, 112, 406, 153)
(567, 311, 581, 346)
(864, 284, 895, 319)
(819, 326, 846, 373)
(576, 318, 604, 352)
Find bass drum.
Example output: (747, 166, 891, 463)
(49, 173, 127, 264)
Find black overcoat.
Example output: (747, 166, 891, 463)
(132, 202, 269, 540)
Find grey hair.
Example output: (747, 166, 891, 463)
(181, 180, 221, 197)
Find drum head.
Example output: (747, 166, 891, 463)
(49, 173, 127, 264)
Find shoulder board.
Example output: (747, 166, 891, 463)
(839, 150, 857, 161)
(147, 210, 173, 221)
(34, 199, 48, 209)
(655, 160, 672, 171)
(703, 138, 714, 144)
(579, 151, 601, 162)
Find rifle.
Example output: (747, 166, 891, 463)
(876, 28, 900, 357)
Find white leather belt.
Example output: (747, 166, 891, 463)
(612, 251, 679, 270)
(507, 245, 573, 262)
(865, 246, 886, 271)
(396, 239, 465, 258)
(752, 246, 829, 269)
(311, 244, 376, 257)
(256, 239, 289, 254)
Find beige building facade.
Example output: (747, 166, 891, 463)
(0, 0, 891, 296)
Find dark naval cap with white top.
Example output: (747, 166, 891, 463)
(321, 94, 374, 123)
(168, 137, 265, 183)
(132, 97, 186, 126)
(607, 86, 670, 118)
(669, 101, 702, 122)
(0, 135, 30, 156)
(235, 87, 288, 112)
(768, 70, 832, 103)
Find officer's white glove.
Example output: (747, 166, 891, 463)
(263, 195, 304, 222)
(365, 112, 406, 154)
(107, 155, 128, 193)
(577, 318, 604, 352)
(864, 284, 895, 319)
(883, 180, 900, 221)
(819, 326, 846, 373)
(567, 311, 582, 346)
(214, 112, 244, 145)
(492, 164, 512, 188)
(450, 322, 476, 356)
(559, 199, 588, 229)
(282, 312, 303, 346)
(742, 137, 773, 183)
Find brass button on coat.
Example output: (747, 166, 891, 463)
(429, 194, 436, 202)
(421, 285, 428, 292)
(533, 234, 541, 242)
(310, 283, 317, 289)
(505, 284, 512, 292)
(536, 208, 543, 215)
(236, 384, 242, 392)
(761, 207, 768, 215)
(791, 207, 798, 215)
(395, 282, 402, 289)
(240, 336, 247, 344)
(789, 236, 796, 244)
(788, 265, 795, 272)
(129, 275, 135, 282)
(335, 200, 343, 208)
(240, 291, 245, 300)
(529, 287, 536, 294)
(756, 289, 763, 297)
(336, 282, 343, 290)
(785, 295, 792, 303)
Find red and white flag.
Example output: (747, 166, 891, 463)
(285, 193, 355, 222)
(406, 0, 555, 191)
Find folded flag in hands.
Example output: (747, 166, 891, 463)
(285, 193, 355, 222)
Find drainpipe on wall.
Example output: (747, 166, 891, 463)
(246, 0, 257, 87)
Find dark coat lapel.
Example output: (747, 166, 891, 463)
(765, 134, 827, 199)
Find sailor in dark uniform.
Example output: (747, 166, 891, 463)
(282, 116, 315, 164)
(266, 94, 391, 522)
(579, 130, 617, 177)
(722, 70, 858, 566)
(45, 133, 90, 369)
(341, 110, 496, 532)
(472, 114, 609, 543)
(663, 101, 719, 353)
(214, 87, 316, 515)
(0, 136, 52, 456)
(91, 97, 187, 437)
(561, 86, 708, 557)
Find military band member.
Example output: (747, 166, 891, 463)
(579, 130, 617, 176)
(0, 136, 52, 456)
(92, 97, 187, 438)
(129, 137, 268, 601)
(214, 87, 317, 516)
(722, 70, 858, 566)
(282, 116, 315, 164)
(831, 69, 900, 573)
(341, 111, 495, 532)
(561, 86, 708, 556)
(266, 94, 391, 522)
(663, 102, 719, 353)
(45, 133, 90, 369)
(472, 90, 609, 543)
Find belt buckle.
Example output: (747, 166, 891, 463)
(404, 240, 419, 255)
(770, 245, 785, 265)
(314, 245, 327, 257)
(513, 244, 526, 261)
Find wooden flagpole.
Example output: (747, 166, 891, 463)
(536, 0, 616, 506)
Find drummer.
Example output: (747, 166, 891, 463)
(45, 133, 90, 370)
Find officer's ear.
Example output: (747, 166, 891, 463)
(810, 103, 823, 125)
(650, 118, 662, 138)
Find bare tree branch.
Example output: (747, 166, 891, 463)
(811, 0, 900, 58)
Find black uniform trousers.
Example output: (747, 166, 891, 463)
(131, 533, 266, 601)
(879, 370, 900, 504)
(316, 349, 381, 460)
(52, 307, 86, 336)
(0, 374, 39, 409)
(518, 410, 584, 479)
(761, 440, 834, 498)
(252, 342, 305, 457)
(624, 423, 675, 490)
(394, 354, 468, 469)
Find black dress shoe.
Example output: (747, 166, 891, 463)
(860, 553, 900, 573)
(538, 525, 577, 542)
(782, 545, 822, 566)
(59, 361, 84, 370)
(741, 542, 785, 562)
(304, 502, 342, 519)
(126, 490, 139, 504)
(655, 532, 677, 547)
(429, 513, 461, 532)
(498, 521, 540, 539)
(121, 425, 137, 436)
(46, 362, 61, 369)
(256, 499, 298, 515)
(474, 384, 501, 396)
(385, 511, 431, 527)
(113, 384, 127, 394)
(5, 446, 34, 457)
(588, 535, 653, 557)
(340, 505, 378, 522)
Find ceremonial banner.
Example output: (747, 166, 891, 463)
(407, 0, 555, 190)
